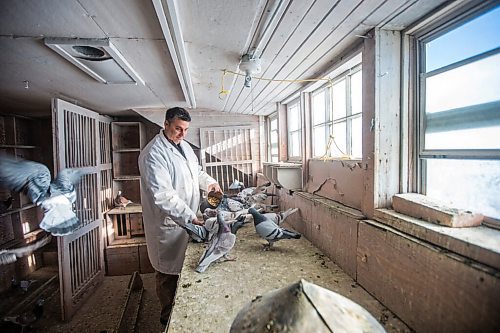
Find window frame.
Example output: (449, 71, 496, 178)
(268, 114, 279, 163)
(286, 98, 302, 160)
(409, 1, 500, 226)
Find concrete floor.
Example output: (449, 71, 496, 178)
(3, 220, 413, 333)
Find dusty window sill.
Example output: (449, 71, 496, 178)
(374, 208, 500, 271)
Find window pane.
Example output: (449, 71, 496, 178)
(425, 54, 500, 113)
(332, 122, 346, 157)
(351, 116, 362, 158)
(425, 125, 500, 150)
(312, 90, 326, 125)
(313, 126, 327, 157)
(271, 131, 278, 145)
(271, 146, 278, 155)
(290, 132, 301, 157)
(271, 155, 278, 162)
(351, 71, 362, 116)
(270, 118, 277, 131)
(289, 104, 299, 130)
(332, 79, 346, 120)
(426, 159, 500, 219)
(425, 6, 500, 72)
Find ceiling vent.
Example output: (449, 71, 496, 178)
(44, 38, 144, 85)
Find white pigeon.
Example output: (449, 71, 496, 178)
(114, 190, 132, 209)
(0, 153, 85, 236)
(248, 207, 301, 250)
(196, 211, 236, 273)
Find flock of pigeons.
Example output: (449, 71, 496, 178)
(184, 180, 301, 273)
(0, 153, 302, 275)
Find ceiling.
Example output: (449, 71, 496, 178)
(0, 0, 448, 118)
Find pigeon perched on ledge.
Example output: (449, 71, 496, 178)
(114, 190, 132, 209)
(0, 154, 85, 236)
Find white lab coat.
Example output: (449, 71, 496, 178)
(138, 130, 217, 274)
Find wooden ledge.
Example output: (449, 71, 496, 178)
(295, 191, 364, 219)
(374, 209, 500, 271)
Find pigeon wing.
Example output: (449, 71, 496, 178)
(51, 168, 84, 196)
(0, 154, 51, 204)
(255, 220, 283, 241)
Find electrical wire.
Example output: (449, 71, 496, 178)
(219, 69, 333, 98)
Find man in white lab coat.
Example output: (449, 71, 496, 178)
(138, 107, 221, 326)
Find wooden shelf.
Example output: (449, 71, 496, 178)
(0, 203, 37, 218)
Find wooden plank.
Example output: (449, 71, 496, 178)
(106, 245, 139, 276)
(392, 193, 484, 227)
(116, 271, 144, 333)
(138, 244, 154, 274)
(374, 208, 500, 270)
(357, 220, 500, 333)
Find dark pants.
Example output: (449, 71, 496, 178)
(155, 271, 179, 326)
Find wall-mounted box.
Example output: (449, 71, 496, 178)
(263, 162, 302, 190)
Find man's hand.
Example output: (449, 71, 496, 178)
(191, 217, 204, 226)
(207, 183, 222, 193)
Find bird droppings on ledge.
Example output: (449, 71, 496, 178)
(169, 223, 412, 333)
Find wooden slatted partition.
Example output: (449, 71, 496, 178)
(52, 99, 104, 321)
(200, 126, 256, 191)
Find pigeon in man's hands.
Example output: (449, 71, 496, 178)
(196, 211, 236, 273)
(0, 154, 85, 236)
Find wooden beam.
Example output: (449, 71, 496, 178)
(392, 193, 483, 227)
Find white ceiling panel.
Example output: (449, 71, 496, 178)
(0, 0, 453, 117)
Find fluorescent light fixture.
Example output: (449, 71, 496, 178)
(44, 37, 144, 85)
(152, 0, 196, 108)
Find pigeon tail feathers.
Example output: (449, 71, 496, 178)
(39, 195, 80, 236)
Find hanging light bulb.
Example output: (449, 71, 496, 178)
(239, 54, 261, 88)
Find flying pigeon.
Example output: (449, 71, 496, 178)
(0, 154, 85, 236)
(248, 207, 301, 250)
(114, 190, 132, 209)
(196, 211, 236, 273)
(0, 234, 52, 266)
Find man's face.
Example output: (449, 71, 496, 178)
(164, 117, 190, 144)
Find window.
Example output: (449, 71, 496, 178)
(311, 87, 330, 157)
(287, 100, 302, 159)
(269, 116, 278, 162)
(311, 64, 362, 159)
(416, 4, 500, 221)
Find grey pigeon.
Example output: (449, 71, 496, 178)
(114, 190, 132, 209)
(183, 222, 209, 243)
(248, 207, 301, 250)
(0, 154, 85, 236)
(196, 211, 236, 273)
(0, 234, 52, 266)
(228, 179, 244, 190)
(259, 207, 299, 226)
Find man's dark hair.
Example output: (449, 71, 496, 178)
(165, 107, 191, 122)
